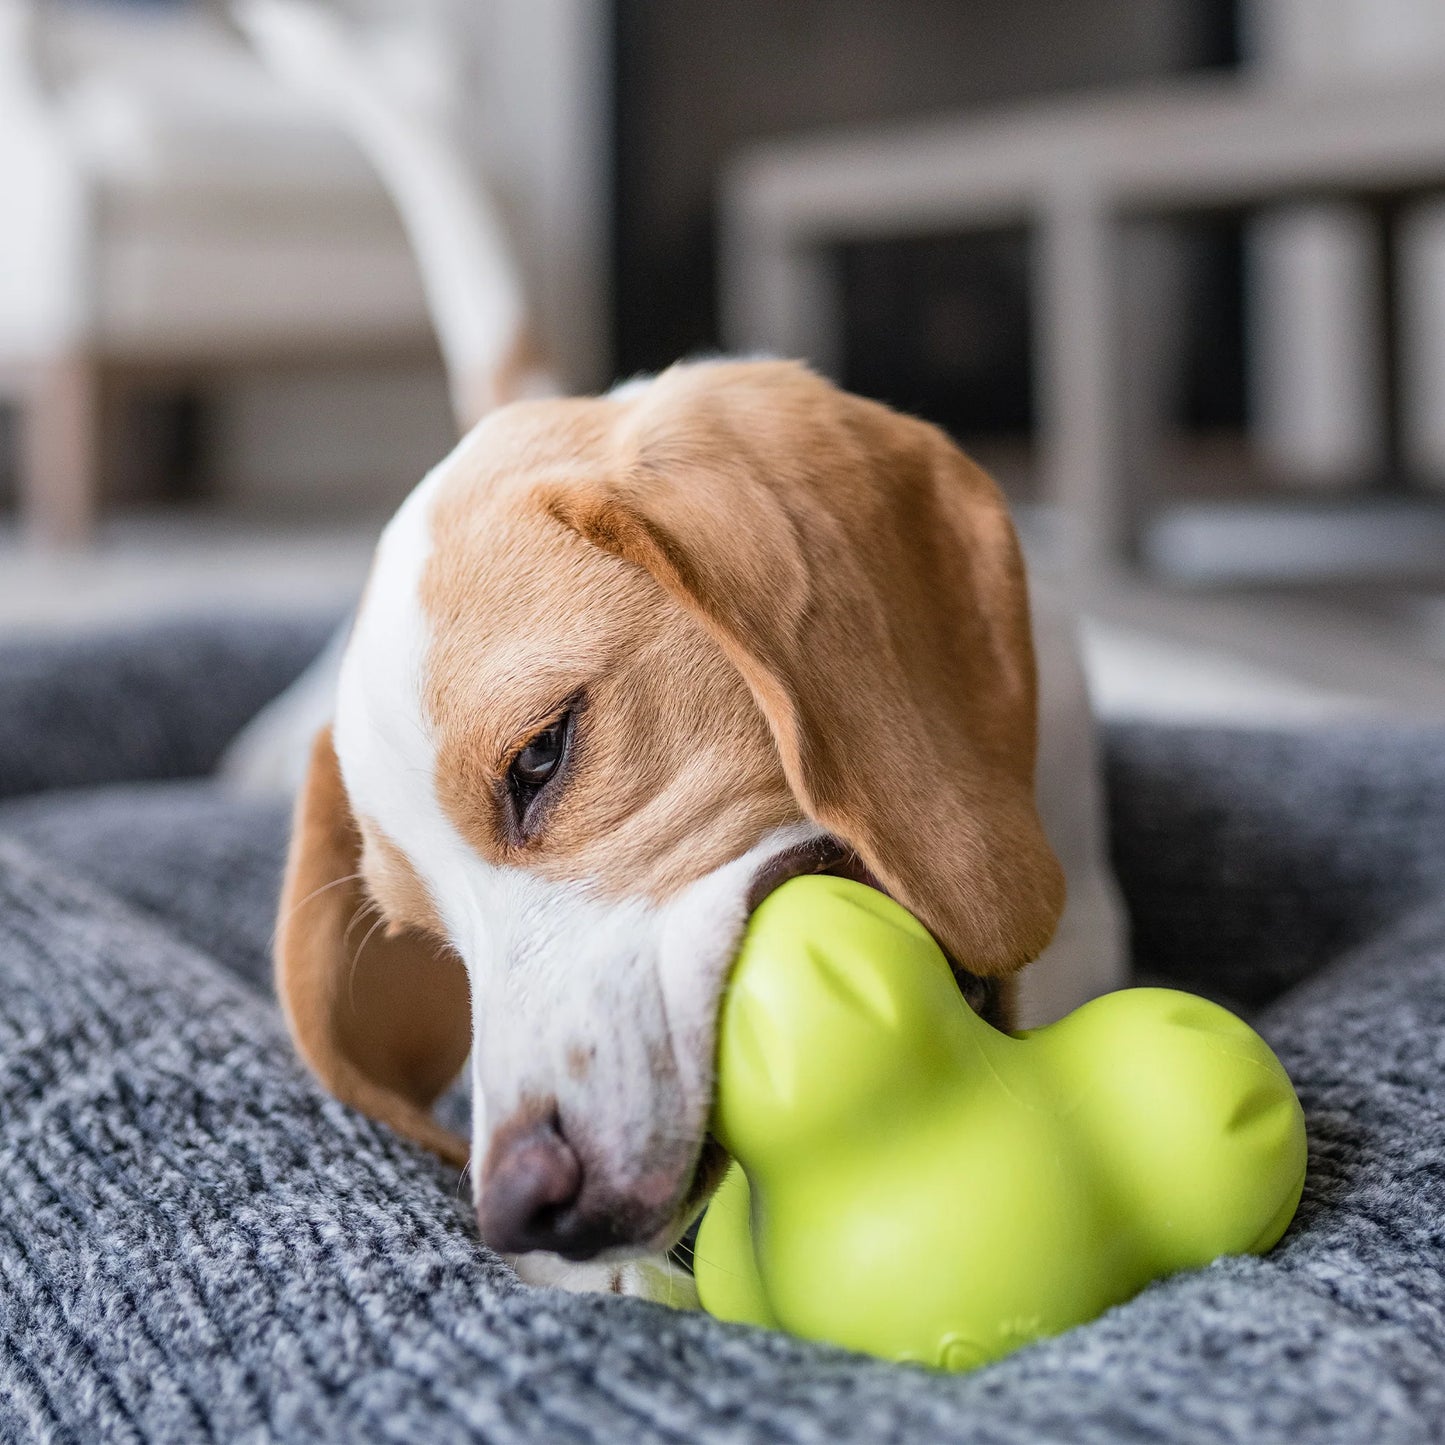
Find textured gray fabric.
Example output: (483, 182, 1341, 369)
(0, 779, 481, 1135)
(0, 781, 288, 994)
(0, 825, 1443, 1443)
(0, 614, 336, 802)
(2, 613, 1444, 1442)
(1106, 721, 1445, 1009)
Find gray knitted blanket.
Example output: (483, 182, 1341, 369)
(0, 623, 1443, 1442)
(3, 833, 1442, 1445)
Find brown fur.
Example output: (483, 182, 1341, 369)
(539, 361, 1065, 971)
(274, 359, 1064, 1166)
(358, 823, 446, 939)
(419, 408, 802, 900)
(276, 728, 471, 1165)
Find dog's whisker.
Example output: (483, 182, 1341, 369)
(455, 1157, 474, 1202)
(342, 895, 381, 950)
(347, 911, 389, 1009)
(269, 872, 364, 948)
(679, 1242, 745, 1284)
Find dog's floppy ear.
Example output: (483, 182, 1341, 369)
(275, 726, 471, 1165)
(546, 360, 1064, 973)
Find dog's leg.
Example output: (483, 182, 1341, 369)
(509, 1250, 700, 1308)
(218, 620, 350, 794)
(1017, 583, 1129, 1027)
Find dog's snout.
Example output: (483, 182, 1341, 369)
(477, 1114, 586, 1255)
(477, 1109, 659, 1261)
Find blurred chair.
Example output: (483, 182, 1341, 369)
(0, 0, 433, 544)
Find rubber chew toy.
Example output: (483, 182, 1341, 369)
(695, 875, 1307, 1370)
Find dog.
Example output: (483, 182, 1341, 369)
(272, 356, 1125, 1301)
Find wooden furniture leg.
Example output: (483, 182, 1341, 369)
(19, 354, 102, 546)
(1034, 188, 1124, 575)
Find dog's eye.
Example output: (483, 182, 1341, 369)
(511, 718, 568, 791)
(504, 702, 580, 841)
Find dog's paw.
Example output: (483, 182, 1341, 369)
(509, 1251, 700, 1309)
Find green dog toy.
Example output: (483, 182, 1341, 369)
(695, 875, 1307, 1370)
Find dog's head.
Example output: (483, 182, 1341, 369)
(276, 359, 1064, 1263)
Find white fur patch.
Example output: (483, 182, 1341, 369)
(334, 422, 820, 1279)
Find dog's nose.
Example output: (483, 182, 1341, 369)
(477, 1115, 584, 1254)
(477, 1112, 647, 1260)
(481, 1113, 649, 1261)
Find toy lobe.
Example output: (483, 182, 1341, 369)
(696, 876, 1308, 1371)
(709, 874, 974, 1167)
(1035, 989, 1308, 1269)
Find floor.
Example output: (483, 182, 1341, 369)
(0, 511, 381, 632)
(1076, 579, 1445, 721)
(3, 508, 1445, 725)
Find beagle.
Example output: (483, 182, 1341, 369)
(274, 357, 1119, 1301)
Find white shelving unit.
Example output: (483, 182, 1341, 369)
(721, 62, 1445, 576)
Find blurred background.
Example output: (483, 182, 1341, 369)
(3, 0, 1445, 722)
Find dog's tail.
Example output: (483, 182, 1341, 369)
(236, 0, 560, 429)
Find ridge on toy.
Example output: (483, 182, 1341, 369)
(695, 875, 1307, 1371)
